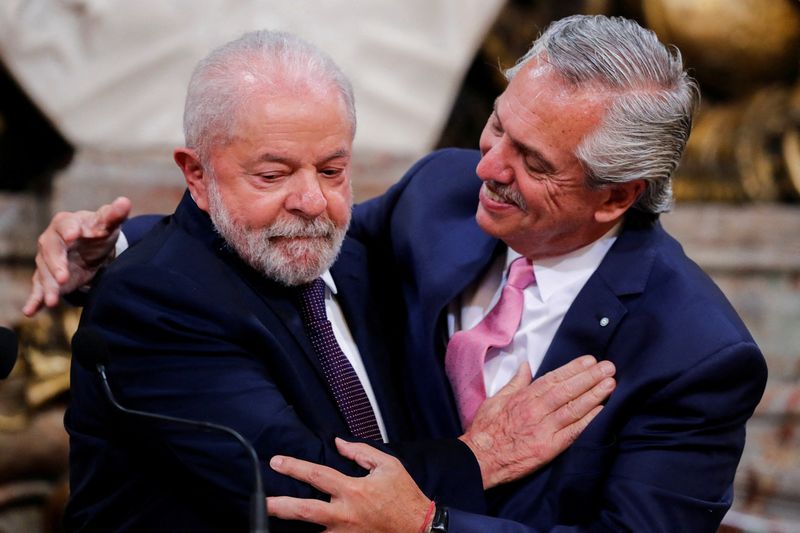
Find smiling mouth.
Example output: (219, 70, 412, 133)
(482, 182, 527, 212)
(483, 184, 507, 203)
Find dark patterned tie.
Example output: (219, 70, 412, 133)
(296, 278, 382, 441)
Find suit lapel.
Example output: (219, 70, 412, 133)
(172, 194, 355, 435)
(421, 220, 504, 359)
(218, 250, 328, 381)
(536, 222, 659, 376)
(331, 239, 378, 374)
(412, 220, 503, 437)
(536, 278, 628, 376)
(217, 234, 404, 436)
(331, 238, 405, 437)
(171, 191, 326, 380)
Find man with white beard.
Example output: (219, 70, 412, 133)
(62, 29, 614, 532)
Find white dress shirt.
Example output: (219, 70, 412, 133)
(447, 226, 619, 398)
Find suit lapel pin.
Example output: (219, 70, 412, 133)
(599, 317, 610, 327)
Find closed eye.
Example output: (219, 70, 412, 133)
(489, 115, 503, 135)
(320, 167, 344, 178)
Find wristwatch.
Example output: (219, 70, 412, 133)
(429, 504, 449, 532)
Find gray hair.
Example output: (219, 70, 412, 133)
(183, 30, 356, 161)
(506, 15, 699, 214)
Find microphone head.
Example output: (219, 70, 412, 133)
(0, 327, 18, 379)
(71, 327, 111, 372)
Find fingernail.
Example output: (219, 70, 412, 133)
(601, 378, 615, 391)
(270, 456, 284, 469)
(599, 361, 615, 376)
(582, 355, 597, 368)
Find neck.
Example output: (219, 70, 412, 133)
(516, 220, 621, 262)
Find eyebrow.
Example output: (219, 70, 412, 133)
(255, 148, 351, 167)
(319, 149, 351, 164)
(492, 100, 557, 175)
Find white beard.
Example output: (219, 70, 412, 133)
(206, 177, 349, 286)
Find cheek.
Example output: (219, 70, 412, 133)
(325, 185, 353, 225)
(237, 196, 285, 228)
(515, 181, 546, 212)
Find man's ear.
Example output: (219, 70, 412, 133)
(174, 148, 210, 212)
(594, 179, 646, 224)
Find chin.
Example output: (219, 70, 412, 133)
(475, 207, 506, 240)
(263, 245, 333, 286)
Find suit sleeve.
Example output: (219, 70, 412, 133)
(349, 150, 442, 247)
(349, 151, 486, 508)
(586, 340, 766, 532)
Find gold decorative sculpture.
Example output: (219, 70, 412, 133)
(642, 0, 800, 201)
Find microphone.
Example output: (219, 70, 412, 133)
(71, 327, 268, 533)
(0, 327, 19, 379)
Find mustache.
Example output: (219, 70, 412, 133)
(484, 181, 528, 212)
(263, 216, 339, 239)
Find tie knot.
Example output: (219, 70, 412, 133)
(506, 257, 534, 290)
(297, 278, 327, 323)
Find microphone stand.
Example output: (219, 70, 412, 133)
(97, 363, 268, 533)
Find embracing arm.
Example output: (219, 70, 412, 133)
(23, 197, 164, 316)
(23, 197, 131, 315)
(349, 149, 481, 249)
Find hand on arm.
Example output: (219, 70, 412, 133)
(266, 355, 615, 530)
(23, 196, 131, 316)
(76, 264, 403, 520)
(461, 355, 616, 489)
(268, 437, 433, 533)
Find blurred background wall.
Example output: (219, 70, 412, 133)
(0, 0, 798, 531)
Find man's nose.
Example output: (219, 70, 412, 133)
(476, 140, 514, 184)
(285, 171, 327, 219)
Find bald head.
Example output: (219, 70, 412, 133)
(183, 30, 356, 163)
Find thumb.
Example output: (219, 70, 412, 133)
(87, 197, 131, 237)
(494, 362, 532, 397)
(334, 437, 385, 471)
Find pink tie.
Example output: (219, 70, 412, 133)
(445, 257, 535, 428)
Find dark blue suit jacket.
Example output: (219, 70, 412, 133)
(65, 192, 484, 532)
(350, 148, 768, 532)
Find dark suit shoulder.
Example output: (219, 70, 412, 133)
(648, 224, 755, 343)
(592, 222, 763, 392)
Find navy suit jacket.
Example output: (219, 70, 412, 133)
(65, 192, 484, 532)
(350, 148, 768, 532)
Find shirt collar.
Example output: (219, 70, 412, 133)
(505, 223, 620, 302)
(320, 270, 338, 295)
